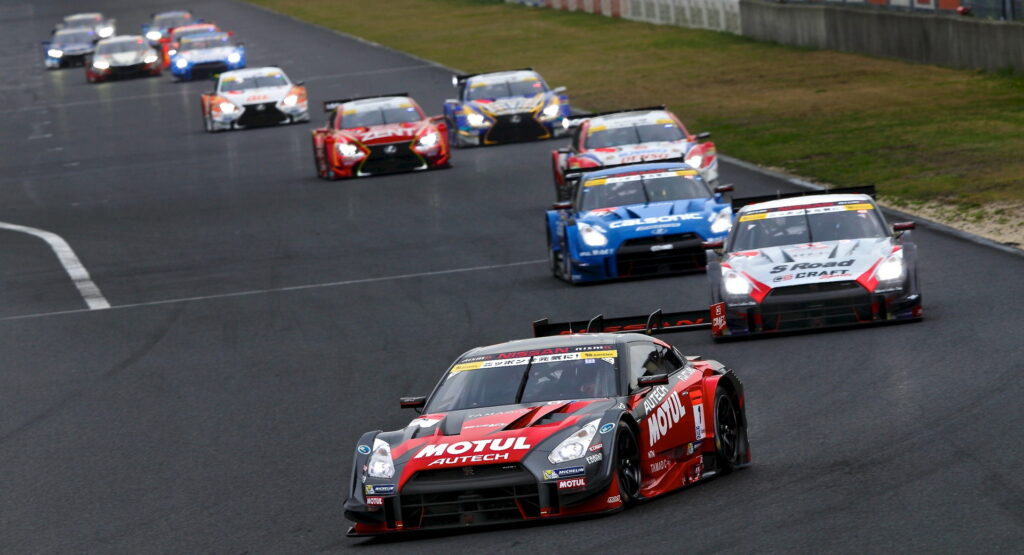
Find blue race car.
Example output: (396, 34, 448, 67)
(546, 162, 734, 284)
(443, 68, 570, 147)
(169, 31, 244, 81)
(142, 10, 195, 47)
(43, 27, 96, 69)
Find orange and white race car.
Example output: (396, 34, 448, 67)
(200, 67, 309, 132)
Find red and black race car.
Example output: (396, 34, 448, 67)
(343, 314, 750, 535)
(312, 94, 450, 180)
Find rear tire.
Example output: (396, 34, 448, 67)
(713, 387, 743, 473)
(613, 422, 641, 505)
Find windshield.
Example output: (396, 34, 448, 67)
(586, 122, 686, 149)
(96, 40, 146, 55)
(181, 36, 233, 51)
(220, 73, 289, 92)
(425, 346, 620, 412)
(729, 201, 887, 250)
(174, 27, 214, 40)
(55, 30, 93, 44)
(155, 14, 191, 28)
(340, 105, 422, 128)
(579, 170, 709, 211)
(466, 79, 546, 100)
(65, 15, 101, 27)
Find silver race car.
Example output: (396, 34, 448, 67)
(705, 186, 922, 338)
(54, 12, 115, 39)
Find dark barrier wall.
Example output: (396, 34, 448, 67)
(741, 0, 1024, 71)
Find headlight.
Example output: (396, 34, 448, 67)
(174, 58, 188, 69)
(48, 49, 63, 58)
(709, 209, 732, 235)
(366, 438, 395, 479)
(282, 94, 298, 107)
(336, 142, 360, 156)
(578, 223, 608, 247)
(218, 101, 237, 114)
(417, 132, 439, 148)
(92, 60, 109, 70)
(873, 250, 904, 291)
(541, 103, 561, 119)
(168, 48, 177, 56)
(723, 268, 752, 296)
(549, 418, 601, 464)
(97, 26, 114, 38)
(145, 30, 162, 41)
(227, 52, 242, 64)
(466, 112, 487, 127)
(143, 54, 158, 64)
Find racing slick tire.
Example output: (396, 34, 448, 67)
(547, 231, 563, 280)
(713, 387, 744, 473)
(203, 112, 212, 133)
(613, 421, 642, 505)
(558, 236, 577, 285)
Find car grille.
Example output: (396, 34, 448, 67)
(109, 63, 148, 76)
(190, 61, 227, 79)
(758, 281, 877, 330)
(615, 232, 705, 277)
(398, 464, 540, 529)
(238, 102, 287, 127)
(359, 142, 424, 175)
(485, 113, 549, 143)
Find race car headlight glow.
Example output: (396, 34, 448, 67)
(282, 94, 298, 107)
(48, 49, 63, 58)
(416, 132, 439, 148)
(685, 151, 705, 169)
(549, 418, 601, 464)
(336, 142, 360, 157)
(92, 60, 109, 70)
(175, 58, 189, 69)
(541, 102, 561, 119)
(218, 101, 237, 114)
(227, 52, 242, 64)
(145, 30, 162, 41)
(466, 112, 487, 127)
(143, 54, 158, 64)
(709, 209, 732, 235)
(168, 48, 177, 56)
(873, 250, 904, 291)
(723, 268, 753, 296)
(366, 438, 395, 479)
(578, 223, 608, 247)
(97, 26, 114, 38)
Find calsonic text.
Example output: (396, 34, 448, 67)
(609, 214, 702, 229)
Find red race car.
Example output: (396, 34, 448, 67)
(342, 311, 750, 535)
(311, 94, 450, 180)
(158, 22, 219, 68)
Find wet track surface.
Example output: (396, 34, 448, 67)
(2, 1, 1023, 552)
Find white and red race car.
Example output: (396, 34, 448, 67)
(552, 107, 718, 200)
(200, 67, 309, 132)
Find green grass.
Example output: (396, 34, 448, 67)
(250, 0, 1024, 206)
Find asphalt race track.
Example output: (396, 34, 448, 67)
(2, 1, 1023, 552)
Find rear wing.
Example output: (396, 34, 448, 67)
(533, 308, 711, 337)
(563, 105, 666, 128)
(731, 185, 877, 213)
(452, 68, 534, 87)
(562, 158, 689, 195)
(323, 92, 408, 112)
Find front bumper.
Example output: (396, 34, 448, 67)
(87, 61, 161, 81)
(458, 112, 568, 146)
(567, 232, 714, 283)
(172, 58, 245, 80)
(210, 102, 309, 131)
(715, 283, 922, 337)
(328, 140, 449, 179)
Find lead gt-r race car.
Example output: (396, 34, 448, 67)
(547, 163, 733, 284)
(170, 32, 245, 81)
(552, 107, 718, 199)
(142, 10, 195, 47)
(312, 94, 450, 179)
(443, 69, 570, 147)
(705, 186, 922, 338)
(343, 322, 750, 535)
(54, 12, 115, 40)
(86, 36, 161, 83)
(43, 28, 96, 69)
(200, 67, 309, 132)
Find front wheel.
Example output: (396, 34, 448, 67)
(713, 387, 743, 473)
(614, 422, 641, 505)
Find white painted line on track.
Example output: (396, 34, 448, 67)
(0, 259, 546, 322)
(0, 221, 110, 310)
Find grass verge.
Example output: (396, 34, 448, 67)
(249, 0, 1024, 210)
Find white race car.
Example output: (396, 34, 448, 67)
(200, 67, 309, 132)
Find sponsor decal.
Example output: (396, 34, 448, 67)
(607, 495, 621, 504)
(558, 478, 587, 490)
(650, 244, 673, 253)
(609, 214, 702, 229)
(416, 437, 532, 462)
(770, 260, 854, 274)
(691, 391, 705, 440)
(710, 302, 727, 336)
(772, 270, 851, 282)
(599, 423, 615, 434)
(543, 466, 586, 480)
(648, 390, 686, 446)
(578, 248, 613, 257)
(364, 484, 395, 495)
(586, 453, 603, 465)
(463, 423, 503, 430)
(357, 444, 371, 455)
(687, 440, 702, 455)
(642, 385, 671, 413)
(408, 417, 442, 429)
(426, 453, 513, 466)
(588, 443, 603, 452)
(649, 459, 669, 473)
(451, 348, 617, 372)
(677, 367, 697, 382)
(366, 496, 383, 506)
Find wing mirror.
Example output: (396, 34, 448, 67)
(444, 98, 458, 105)
(714, 184, 733, 194)
(400, 396, 426, 409)
(892, 222, 915, 232)
(552, 85, 567, 94)
(636, 374, 670, 388)
(552, 201, 573, 211)
(702, 240, 724, 250)
(696, 131, 712, 140)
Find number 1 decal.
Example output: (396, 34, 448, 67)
(691, 390, 705, 440)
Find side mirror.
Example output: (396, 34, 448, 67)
(444, 98, 458, 105)
(552, 201, 573, 211)
(714, 184, 733, 194)
(637, 374, 670, 388)
(400, 396, 426, 409)
(702, 240, 724, 250)
(696, 131, 712, 140)
(892, 222, 915, 232)
(552, 85, 567, 94)
(556, 147, 570, 154)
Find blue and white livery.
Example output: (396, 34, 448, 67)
(170, 32, 244, 81)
